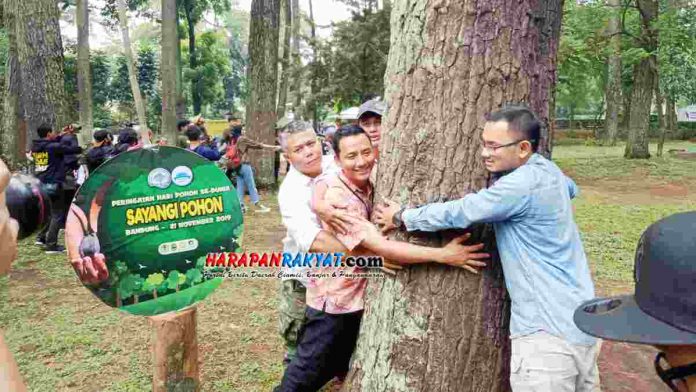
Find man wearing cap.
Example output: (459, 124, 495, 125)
(574, 211, 696, 392)
(374, 106, 601, 391)
(357, 99, 386, 160)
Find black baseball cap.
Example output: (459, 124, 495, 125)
(574, 211, 696, 345)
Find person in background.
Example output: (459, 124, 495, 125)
(193, 115, 210, 144)
(114, 128, 140, 155)
(31, 123, 82, 254)
(226, 124, 277, 213)
(0, 158, 27, 392)
(85, 130, 115, 173)
(357, 99, 386, 160)
(574, 211, 696, 392)
(321, 125, 337, 156)
(176, 119, 192, 148)
(185, 126, 221, 161)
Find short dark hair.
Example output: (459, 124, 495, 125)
(185, 126, 202, 142)
(177, 119, 191, 131)
(117, 128, 139, 146)
(487, 106, 541, 151)
(332, 125, 371, 156)
(93, 130, 112, 143)
(37, 124, 53, 138)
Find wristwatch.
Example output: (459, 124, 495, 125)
(392, 207, 406, 230)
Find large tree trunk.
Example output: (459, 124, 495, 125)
(1, 0, 25, 168)
(655, 74, 666, 157)
(117, 0, 149, 143)
(176, 18, 186, 120)
(15, 0, 69, 146)
(290, 0, 302, 114)
(184, 1, 202, 116)
(665, 95, 677, 137)
(604, 0, 621, 146)
(76, 0, 93, 145)
(308, 0, 318, 131)
(161, 0, 178, 143)
(276, 0, 292, 118)
(344, 1, 563, 391)
(624, 0, 657, 159)
(246, 0, 280, 187)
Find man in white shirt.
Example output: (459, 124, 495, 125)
(277, 121, 344, 365)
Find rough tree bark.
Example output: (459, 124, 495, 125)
(655, 74, 666, 157)
(604, 0, 622, 146)
(117, 0, 149, 143)
(176, 19, 186, 120)
(15, 0, 69, 146)
(1, 0, 25, 168)
(246, 0, 280, 187)
(344, 1, 563, 391)
(624, 0, 657, 159)
(76, 0, 93, 145)
(183, 0, 202, 116)
(291, 0, 302, 114)
(665, 95, 677, 137)
(276, 0, 292, 118)
(161, 0, 178, 143)
(308, 0, 318, 131)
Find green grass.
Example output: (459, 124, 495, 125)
(554, 141, 696, 181)
(554, 141, 696, 289)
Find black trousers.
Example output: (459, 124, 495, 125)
(275, 307, 363, 392)
(37, 184, 66, 247)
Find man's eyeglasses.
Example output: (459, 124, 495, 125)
(481, 139, 527, 153)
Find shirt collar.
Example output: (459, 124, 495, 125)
(338, 170, 373, 200)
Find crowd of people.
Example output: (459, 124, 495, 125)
(25, 115, 279, 256)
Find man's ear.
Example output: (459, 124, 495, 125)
(281, 152, 288, 162)
(519, 140, 534, 158)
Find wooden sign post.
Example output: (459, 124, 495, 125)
(149, 306, 199, 392)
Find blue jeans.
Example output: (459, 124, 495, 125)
(236, 163, 260, 204)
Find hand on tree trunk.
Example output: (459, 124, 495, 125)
(373, 198, 401, 233)
(435, 233, 489, 274)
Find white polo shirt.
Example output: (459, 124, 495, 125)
(278, 155, 338, 285)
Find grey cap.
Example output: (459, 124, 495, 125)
(358, 99, 386, 120)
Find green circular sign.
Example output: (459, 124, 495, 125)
(65, 146, 243, 316)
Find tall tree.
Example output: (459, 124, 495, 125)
(161, 0, 178, 143)
(15, 0, 69, 145)
(604, 0, 622, 146)
(246, 0, 280, 186)
(307, 0, 318, 130)
(116, 0, 149, 143)
(624, 0, 658, 159)
(276, 0, 292, 118)
(76, 0, 93, 145)
(290, 0, 301, 113)
(1, 0, 25, 167)
(179, 0, 230, 116)
(344, 0, 563, 390)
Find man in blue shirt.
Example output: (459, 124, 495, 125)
(374, 107, 601, 392)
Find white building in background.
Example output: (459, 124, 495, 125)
(677, 105, 696, 122)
